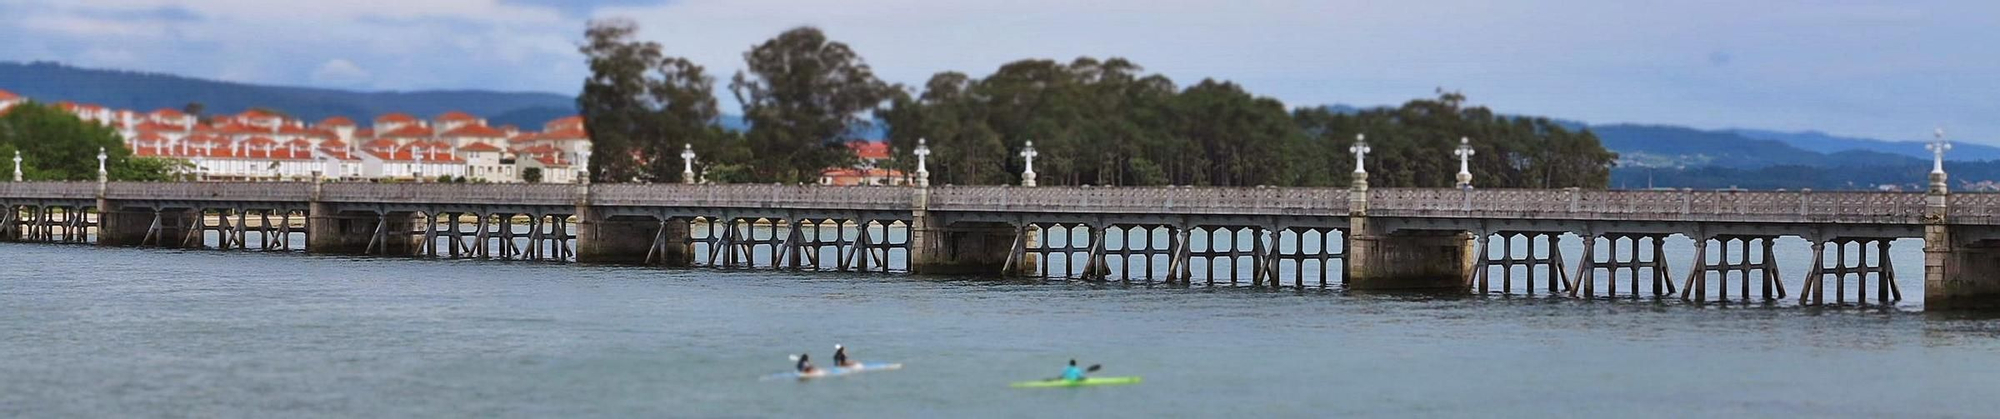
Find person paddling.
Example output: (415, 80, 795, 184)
(833, 345, 860, 368)
(1061, 359, 1087, 382)
(795, 353, 819, 374)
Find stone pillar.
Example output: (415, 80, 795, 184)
(574, 208, 690, 265)
(306, 202, 415, 255)
(1345, 225, 1476, 290)
(908, 217, 1018, 274)
(1926, 225, 2000, 310)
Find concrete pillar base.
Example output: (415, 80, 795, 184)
(1927, 225, 2000, 310)
(909, 216, 1016, 275)
(1346, 224, 1474, 291)
(575, 208, 689, 265)
(308, 203, 415, 255)
(96, 205, 199, 247)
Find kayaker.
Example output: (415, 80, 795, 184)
(795, 353, 819, 374)
(833, 345, 859, 368)
(1060, 359, 1086, 381)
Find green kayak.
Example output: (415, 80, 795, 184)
(1010, 376, 1142, 388)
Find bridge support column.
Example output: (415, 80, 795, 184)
(1345, 218, 1475, 290)
(909, 215, 1017, 275)
(574, 208, 689, 266)
(307, 203, 415, 255)
(96, 205, 198, 247)
(1927, 225, 2000, 310)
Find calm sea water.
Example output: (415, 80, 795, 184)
(3, 243, 1999, 418)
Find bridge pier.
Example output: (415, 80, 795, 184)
(909, 216, 1018, 275)
(1345, 221, 1475, 290)
(97, 205, 200, 248)
(307, 204, 416, 255)
(574, 209, 690, 266)
(1927, 225, 2000, 309)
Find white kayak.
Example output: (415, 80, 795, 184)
(764, 362, 903, 381)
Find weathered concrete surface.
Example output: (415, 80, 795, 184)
(909, 217, 1016, 275)
(575, 208, 689, 265)
(1345, 218, 1474, 290)
(1926, 225, 2000, 310)
(307, 204, 415, 255)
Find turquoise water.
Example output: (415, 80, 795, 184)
(2, 243, 1997, 418)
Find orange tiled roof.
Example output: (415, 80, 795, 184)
(458, 142, 503, 152)
(318, 116, 356, 127)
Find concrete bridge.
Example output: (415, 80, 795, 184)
(6, 178, 2000, 310)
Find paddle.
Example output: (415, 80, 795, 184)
(1045, 364, 1102, 381)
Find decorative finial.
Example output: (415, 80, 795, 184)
(1928, 127, 1952, 194)
(914, 138, 932, 187)
(1019, 140, 1038, 187)
(1349, 134, 1371, 174)
(681, 143, 697, 184)
(1454, 137, 1475, 188)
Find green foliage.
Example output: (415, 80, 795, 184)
(1291, 91, 1615, 188)
(731, 26, 894, 183)
(578, 19, 731, 184)
(522, 167, 544, 183)
(0, 102, 170, 181)
(569, 28, 1619, 188)
(113, 156, 197, 181)
(436, 174, 456, 183)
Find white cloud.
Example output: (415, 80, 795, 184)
(310, 59, 372, 86)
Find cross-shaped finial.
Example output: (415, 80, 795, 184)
(1349, 134, 1371, 174)
(914, 138, 932, 187)
(1929, 127, 1952, 175)
(1454, 137, 1475, 187)
(681, 143, 696, 184)
(1020, 140, 1038, 187)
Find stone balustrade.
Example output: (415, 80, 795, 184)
(926, 186, 1349, 215)
(0, 181, 98, 200)
(319, 183, 575, 206)
(590, 184, 913, 210)
(6, 182, 2000, 225)
(1368, 188, 1933, 224)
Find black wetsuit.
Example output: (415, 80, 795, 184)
(833, 349, 849, 366)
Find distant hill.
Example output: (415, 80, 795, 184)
(1588, 124, 1923, 169)
(0, 61, 576, 128)
(1727, 128, 2000, 161)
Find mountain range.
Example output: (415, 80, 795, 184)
(1, 62, 1987, 189)
(0, 62, 575, 128)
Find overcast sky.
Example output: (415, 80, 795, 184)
(2, 0, 1995, 144)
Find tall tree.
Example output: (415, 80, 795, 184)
(731, 27, 894, 183)
(577, 19, 729, 183)
(0, 102, 177, 181)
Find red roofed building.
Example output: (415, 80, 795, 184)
(0, 89, 21, 112)
(374, 113, 422, 133)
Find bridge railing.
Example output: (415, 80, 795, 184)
(926, 186, 1349, 215)
(1370, 188, 1928, 223)
(591, 184, 914, 210)
(0, 182, 98, 200)
(320, 183, 577, 206)
(1950, 193, 2000, 224)
(105, 181, 312, 201)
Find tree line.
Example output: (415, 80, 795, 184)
(580, 20, 1616, 188)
